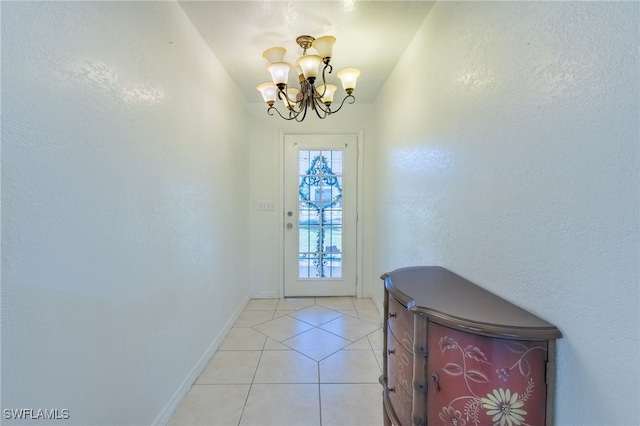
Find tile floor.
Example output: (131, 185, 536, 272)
(168, 297, 385, 426)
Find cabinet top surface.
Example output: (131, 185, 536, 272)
(383, 266, 561, 340)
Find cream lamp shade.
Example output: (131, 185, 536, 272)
(256, 82, 277, 104)
(297, 55, 322, 80)
(262, 47, 286, 63)
(267, 62, 292, 86)
(317, 84, 337, 104)
(311, 36, 336, 59)
(336, 68, 361, 93)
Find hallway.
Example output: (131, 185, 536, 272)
(168, 297, 384, 426)
(2, 2, 637, 424)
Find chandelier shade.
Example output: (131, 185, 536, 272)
(296, 54, 323, 81)
(267, 62, 292, 86)
(311, 35, 336, 59)
(256, 82, 277, 105)
(317, 84, 337, 105)
(262, 47, 286, 63)
(337, 68, 361, 94)
(257, 34, 360, 121)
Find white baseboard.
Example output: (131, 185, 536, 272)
(370, 293, 383, 316)
(251, 291, 280, 299)
(152, 294, 251, 426)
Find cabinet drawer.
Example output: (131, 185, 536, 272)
(388, 297, 414, 351)
(387, 331, 413, 396)
(387, 371, 413, 426)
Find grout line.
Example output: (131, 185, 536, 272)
(318, 366, 323, 426)
(174, 298, 382, 425)
(235, 315, 271, 426)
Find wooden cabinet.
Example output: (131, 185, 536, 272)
(380, 266, 562, 426)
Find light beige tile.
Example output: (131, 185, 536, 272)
(343, 337, 372, 350)
(357, 309, 384, 326)
(263, 337, 291, 350)
(253, 350, 319, 383)
(219, 328, 267, 350)
(276, 297, 316, 311)
(353, 298, 378, 311)
(233, 310, 275, 327)
(315, 296, 356, 311)
(320, 350, 381, 383)
(168, 384, 249, 426)
(335, 309, 359, 318)
(320, 384, 384, 426)
(288, 305, 343, 326)
(283, 328, 351, 361)
(374, 349, 385, 373)
(367, 328, 384, 351)
(274, 310, 296, 318)
(319, 315, 381, 342)
(195, 351, 261, 384)
(252, 315, 314, 342)
(244, 299, 278, 311)
(239, 384, 320, 426)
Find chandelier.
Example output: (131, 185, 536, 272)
(256, 35, 361, 121)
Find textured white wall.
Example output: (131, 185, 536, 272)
(1, 2, 249, 424)
(247, 103, 375, 299)
(372, 1, 639, 424)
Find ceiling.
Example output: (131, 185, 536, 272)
(178, 1, 435, 103)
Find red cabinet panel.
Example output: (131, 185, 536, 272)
(427, 323, 548, 425)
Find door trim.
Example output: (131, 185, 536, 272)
(278, 129, 364, 299)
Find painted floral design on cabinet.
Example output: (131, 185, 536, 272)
(428, 323, 548, 426)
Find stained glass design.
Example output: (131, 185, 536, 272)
(298, 150, 343, 278)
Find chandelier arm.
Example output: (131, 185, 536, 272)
(287, 103, 308, 122)
(267, 105, 298, 121)
(297, 102, 309, 122)
(315, 63, 333, 98)
(270, 86, 308, 121)
(313, 100, 328, 119)
(311, 95, 331, 117)
(279, 87, 297, 111)
(326, 94, 356, 114)
(323, 62, 333, 78)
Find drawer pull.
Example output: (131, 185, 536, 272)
(431, 373, 440, 394)
(387, 348, 395, 356)
(388, 387, 396, 393)
(389, 312, 397, 318)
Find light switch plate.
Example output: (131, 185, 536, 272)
(258, 201, 276, 211)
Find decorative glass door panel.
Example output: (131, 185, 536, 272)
(298, 150, 343, 279)
(284, 134, 357, 297)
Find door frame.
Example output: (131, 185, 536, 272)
(278, 129, 364, 299)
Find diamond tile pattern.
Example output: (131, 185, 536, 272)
(169, 297, 383, 426)
(283, 328, 351, 361)
(252, 315, 315, 341)
(319, 315, 381, 342)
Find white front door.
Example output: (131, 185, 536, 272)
(283, 133, 358, 297)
